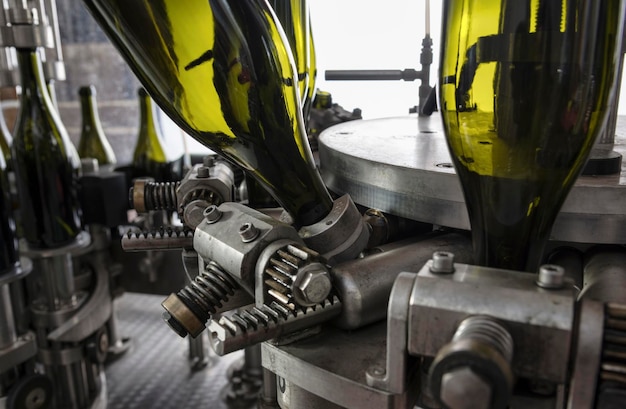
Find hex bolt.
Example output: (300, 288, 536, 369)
(440, 367, 492, 409)
(204, 205, 222, 223)
(197, 166, 210, 178)
(239, 223, 260, 243)
(297, 268, 332, 305)
(536, 264, 565, 289)
(430, 251, 455, 274)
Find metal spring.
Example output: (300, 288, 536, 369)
(453, 315, 514, 363)
(143, 181, 180, 211)
(177, 261, 239, 323)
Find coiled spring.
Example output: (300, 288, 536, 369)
(177, 261, 239, 325)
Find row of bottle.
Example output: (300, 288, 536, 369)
(0, 47, 181, 252)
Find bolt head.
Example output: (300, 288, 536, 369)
(430, 251, 455, 274)
(536, 264, 565, 289)
(297, 268, 332, 305)
(196, 166, 210, 178)
(440, 367, 492, 409)
(203, 205, 222, 223)
(239, 222, 260, 242)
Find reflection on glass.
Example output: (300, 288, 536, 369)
(81, 0, 333, 226)
(440, 0, 624, 271)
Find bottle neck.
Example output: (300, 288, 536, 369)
(16, 49, 54, 112)
(139, 92, 159, 138)
(80, 92, 101, 133)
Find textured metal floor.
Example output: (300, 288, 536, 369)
(105, 293, 247, 409)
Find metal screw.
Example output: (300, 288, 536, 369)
(368, 365, 386, 377)
(440, 367, 492, 409)
(239, 223, 260, 242)
(204, 205, 222, 223)
(297, 267, 332, 305)
(536, 264, 565, 289)
(430, 251, 455, 274)
(197, 166, 210, 178)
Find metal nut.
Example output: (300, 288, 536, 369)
(296, 267, 332, 305)
(440, 367, 492, 409)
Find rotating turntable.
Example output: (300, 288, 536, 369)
(319, 114, 626, 245)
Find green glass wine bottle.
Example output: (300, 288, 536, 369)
(440, 0, 625, 271)
(77, 85, 117, 169)
(0, 152, 17, 273)
(132, 87, 173, 182)
(81, 0, 333, 227)
(11, 49, 82, 248)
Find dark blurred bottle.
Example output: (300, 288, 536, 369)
(77, 85, 117, 169)
(0, 151, 17, 273)
(133, 88, 181, 181)
(11, 49, 82, 248)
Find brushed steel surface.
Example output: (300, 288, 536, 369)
(319, 114, 626, 244)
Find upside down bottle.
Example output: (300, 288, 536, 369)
(11, 49, 82, 248)
(77, 85, 117, 169)
(440, 0, 625, 271)
(81, 0, 333, 227)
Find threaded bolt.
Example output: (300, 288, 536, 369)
(239, 223, 260, 242)
(536, 264, 565, 289)
(430, 251, 455, 274)
(204, 205, 222, 223)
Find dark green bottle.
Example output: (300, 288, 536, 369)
(77, 85, 117, 169)
(0, 152, 17, 273)
(0, 105, 12, 165)
(11, 49, 82, 248)
(81, 0, 333, 226)
(440, 0, 625, 271)
(132, 87, 173, 181)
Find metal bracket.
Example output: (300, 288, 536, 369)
(365, 272, 417, 394)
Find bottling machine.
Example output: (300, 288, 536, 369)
(2, 0, 626, 408)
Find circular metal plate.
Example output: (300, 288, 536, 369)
(318, 114, 626, 244)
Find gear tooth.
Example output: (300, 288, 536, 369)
(261, 305, 280, 322)
(241, 310, 260, 329)
(219, 316, 238, 335)
(232, 314, 251, 332)
(251, 307, 270, 325)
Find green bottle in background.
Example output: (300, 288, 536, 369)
(77, 85, 117, 169)
(11, 49, 82, 248)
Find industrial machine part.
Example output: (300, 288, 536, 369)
(32, 0, 624, 408)
(130, 158, 235, 229)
